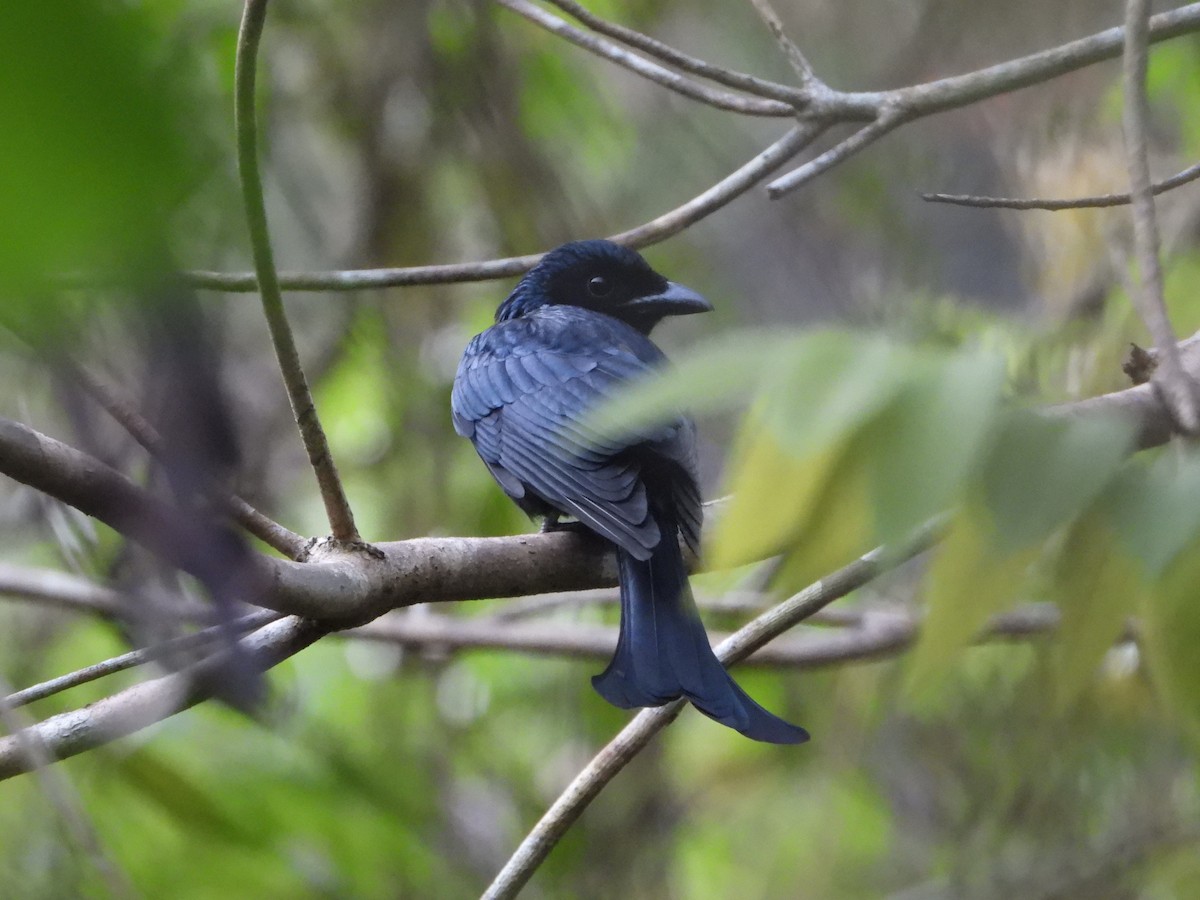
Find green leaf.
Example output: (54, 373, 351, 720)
(1140, 538, 1200, 742)
(904, 506, 1039, 702)
(865, 349, 1005, 543)
(1051, 509, 1141, 705)
(709, 421, 849, 570)
(981, 410, 1134, 554)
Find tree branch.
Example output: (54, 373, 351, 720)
(493, 0, 793, 117)
(0, 615, 325, 782)
(4, 610, 281, 709)
(745, 0, 819, 88)
(177, 124, 820, 293)
(235, 0, 359, 540)
(542, 0, 803, 103)
(1121, 0, 1199, 433)
(483, 523, 942, 899)
(345, 602, 1062, 666)
(920, 158, 1200, 210)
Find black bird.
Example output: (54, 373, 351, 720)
(452, 240, 808, 744)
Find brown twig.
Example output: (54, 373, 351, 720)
(921, 159, 1200, 210)
(766, 110, 905, 198)
(494, 0, 792, 116)
(543, 0, 804, 103)
(1121, 0, 1199, 433)
(235, 0, 360, 540)
(180, 123, 821, 293)
(745, 0, 818, 87)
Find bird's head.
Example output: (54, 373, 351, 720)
(496, 240, 712, 333)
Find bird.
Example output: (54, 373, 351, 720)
(451, 239, 808, 744)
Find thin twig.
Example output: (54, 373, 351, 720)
(494, 0, 792, 117)
(483, 523, 943, 900)
(746, 0, 818, 87)
(766, 110, 905, 198)
(180, 124, 820, 293)
(235, 0, 360, 540)
(921, 159, 1200, 210)
(69, 362, 308, 558)
(4, 609, 282, 709)
(543, 0, 804, 103)
(0, 615, 328, 782)
(1121, 0, 1199, 433)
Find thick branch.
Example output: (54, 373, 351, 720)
(236, 0, 359, 540)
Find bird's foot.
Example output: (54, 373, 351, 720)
(539, 514, 590, 536)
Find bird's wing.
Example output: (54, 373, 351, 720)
(452, 318, 692, 560)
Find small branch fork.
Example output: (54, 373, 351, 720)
(235, 0, 360, 540)
(153, 1, 1200, 294)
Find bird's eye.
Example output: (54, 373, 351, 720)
(587, 276, 612, 298)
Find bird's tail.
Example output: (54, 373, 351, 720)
(591, 534, 809, 745)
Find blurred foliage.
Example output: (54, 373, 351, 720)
(5, 1, 1200, 898)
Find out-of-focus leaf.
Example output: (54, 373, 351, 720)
(0, 1, 188, 296)
(865, 349, 1005, 543)
(1051, 508, 1141, 706)
(1140, 538, 1200, 742)
(1106, 451, 1200, 577)
(904, 506, 1039, 702)
(589, 331, 803, 434)
(769, 434, 875, 592)
(981, 410, 1134, 554)
(709, 421, 848, 569)
(113, 750, 261, 846)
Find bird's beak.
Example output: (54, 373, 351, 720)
(629, 281, 713, 317)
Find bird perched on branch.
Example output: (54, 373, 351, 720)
(452, 240, 808, 744)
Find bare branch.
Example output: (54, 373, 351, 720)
(1121, 0, 1199, 433)
(921, 159, 1200, 210)
(236, 0, 360, 540)
(4, 610, 281, 709)
(543, 0, 803, 103)
(854, 3, 1200, 122)
(345, 602, 1060, 666)
(494, 0, 793, 116)
(179, 124, 819, 293)
(0, 615, 326, 782)
(483, 523, 942, 900)
(766, 111, 905, 198)
(745, 0, 818, 87)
